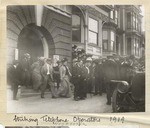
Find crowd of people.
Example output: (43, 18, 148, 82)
(7, 50, 145, 106)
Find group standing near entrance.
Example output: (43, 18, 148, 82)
(7, 51, 145, 105)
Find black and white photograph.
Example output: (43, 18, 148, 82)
(7, 5, 145, 113)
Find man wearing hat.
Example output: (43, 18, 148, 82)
(81, 58, 91, 99)
(72, 58, 80, 100)
(73, 59, 84, 100)
(40, 58, 55, 98)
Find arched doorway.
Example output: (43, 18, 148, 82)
(18, 23, 54, 63)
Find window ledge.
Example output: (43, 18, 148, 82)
(88, 43, 99, 47)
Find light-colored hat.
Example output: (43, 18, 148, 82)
(86, 57, 92, 62)
(73, 58, 78, 62)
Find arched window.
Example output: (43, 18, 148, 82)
(72, 6, 84, 43)
(72, 14, 81, 42)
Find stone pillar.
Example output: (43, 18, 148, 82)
(98, 20, 102, 56)
(122, 7, 126, 55)
(131, 37, 134, 55)
(35, 5, 44, 26)
(84, 10, 88, 54)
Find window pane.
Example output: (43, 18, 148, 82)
(103, 31, 108, 40)
(89, 31, 97, 44)
(127, 12, 131, 28)
(72, 15, 80, 27)
(110, 41, 114, 51)
(89, 18, 98, 32)
(111, 31, 115, 41)
(72, 14, 81, 42)
(115, 10, 118, 18)
(127, 38, 131, 55)
(103, 40, 108, 50)
(110, 11, 114, 19)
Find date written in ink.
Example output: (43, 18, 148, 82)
(110, 117, 125, 123)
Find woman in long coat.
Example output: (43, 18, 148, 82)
(56, 58, 72, 98)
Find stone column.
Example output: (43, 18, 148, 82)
(35, 5, 44, 26)
(122, 7, 126, 55)
(98, 20, 102, 56)
(84, 10, 88, 54)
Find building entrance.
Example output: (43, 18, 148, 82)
(18, 23, 53, 63)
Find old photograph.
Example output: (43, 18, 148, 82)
(7, 5, 145, 113)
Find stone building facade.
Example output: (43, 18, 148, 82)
(7, 5, 72, 64)
(7, 5, 144, 65)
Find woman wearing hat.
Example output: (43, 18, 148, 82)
(56, 58, 72, 98)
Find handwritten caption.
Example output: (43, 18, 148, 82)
(13, 115, 125, 126)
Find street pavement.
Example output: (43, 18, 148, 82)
(7, 92, 112, 113)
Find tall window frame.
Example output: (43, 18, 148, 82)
(115, 10, 118, 24)
(72, 14, 81, 42)
(88, 17, 98, 45)
(110, 31, 115, 51)
(127, 12, 131, 29)
(102, 30, 108, 51)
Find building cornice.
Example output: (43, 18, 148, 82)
(77, 5, 109, 22)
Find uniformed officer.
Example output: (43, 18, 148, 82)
(72, 59, 83, 101)
(94, 59, 104, 96)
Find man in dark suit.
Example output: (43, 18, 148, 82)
(21, 53, 31, 88)
(94, 59, 104, 96)
(7, 60, 22, 100)
(82, 59, 90, 99)
(72, 59, 83, 101)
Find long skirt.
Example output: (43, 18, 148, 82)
(57, 75, 72, 98)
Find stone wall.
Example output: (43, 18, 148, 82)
(7, 5, 72, 64)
